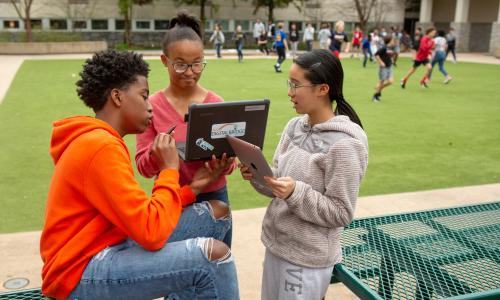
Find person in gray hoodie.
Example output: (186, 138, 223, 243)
(240, 49, 368, 300)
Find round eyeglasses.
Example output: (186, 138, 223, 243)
(170, 61, 207, 74)
(287, 79, 319, 94)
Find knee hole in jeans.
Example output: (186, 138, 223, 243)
(206, 199, 230, 220)
(202, 238, 231, 263)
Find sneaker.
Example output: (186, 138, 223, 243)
(420, 79, 429, 88)
(400, 79, 406, 89)
(444, 76, 453, 84)
(372, 93, 381, 102)
(274, 64, 279, 72)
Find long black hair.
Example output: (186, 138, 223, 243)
(293, 49, 363, 128)
(162, 11, 203, 56)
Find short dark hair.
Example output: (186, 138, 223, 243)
(162, 11, 203, 56)
(76, 50, 149, 112)
(294, 49, 363, 128)
(383, 35, 392, 45)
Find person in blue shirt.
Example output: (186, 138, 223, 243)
(362, 34, 373, 68)
(274, 22, 288, 73)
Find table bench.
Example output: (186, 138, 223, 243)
(331, 201, 500, 299)
(0, 288, 44, 300)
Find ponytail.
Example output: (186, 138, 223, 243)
(335, 96, 363, 129)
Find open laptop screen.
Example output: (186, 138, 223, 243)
(183, 99, 270, 161)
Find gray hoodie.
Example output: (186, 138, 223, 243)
(254, 114, 368, 268)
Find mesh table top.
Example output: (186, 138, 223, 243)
(0, 289, 44, 300)
(332, 201, 500, 300)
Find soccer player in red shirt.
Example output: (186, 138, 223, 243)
(400, 27, 436, 88)
(351, 26, 363, 58)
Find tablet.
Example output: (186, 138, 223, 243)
(226, 135, 273, 187)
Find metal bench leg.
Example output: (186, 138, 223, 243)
(378, 254, 395, 299)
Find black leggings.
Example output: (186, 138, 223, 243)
(446, 44, 456, 61)
(276, 46, 286, 65)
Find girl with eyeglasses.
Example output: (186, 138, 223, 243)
(239, 49, 368, 300)
(136, 11, 236, 247)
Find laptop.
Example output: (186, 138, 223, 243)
(177, 99, 270, 161)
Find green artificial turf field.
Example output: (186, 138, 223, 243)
(1, 56, 499, 233)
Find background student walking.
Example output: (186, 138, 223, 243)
(329, 20, 350, 58)
(233, 24, 245, 62)
(303, 23, 315, 51)
(446, 27, 457, 63)
(317, 23, 331, 50)
(273, 22, 288, 73)
(401, 27, 436, 89)
(240, 49, 368, 300)
(210, 23, 225, 58)
(373, 36, 394, 102)
(430, 30, 453, 84)
(289, 22, 299, 59)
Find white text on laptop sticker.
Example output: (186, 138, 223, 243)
(211, 122, 246, 139)
(196, 138, 215, 151)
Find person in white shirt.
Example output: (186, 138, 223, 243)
(430, 30, 452, 84)
(303, 23, 315, 51)
(317, 23, 331, 50)
(209, 23, 225, 58)
(253, 19, 265, 44)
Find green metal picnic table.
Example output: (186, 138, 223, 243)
(331, 201, 500, 300)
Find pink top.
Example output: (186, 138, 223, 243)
(136, 90, 236, 193)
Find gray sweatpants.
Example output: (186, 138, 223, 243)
(261, 249, 334, 300)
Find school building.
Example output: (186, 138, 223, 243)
(0, 0, 499, 54)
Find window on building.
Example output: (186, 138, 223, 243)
(91, 19, 108, 30)
(50, 19, 68, 30)
(69, 0, 89, 4)
(73, 20, 87, 30)
(154, 20, 169, 30)
(30, 19, 42, 30)
(3, 20, 20, 29)
(235, 20, 250, 31)
(115, 19, 125, 30)
(135, 20, 150, 30)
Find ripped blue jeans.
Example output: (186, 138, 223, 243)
(68, 202, 239, 300)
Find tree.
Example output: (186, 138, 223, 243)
(10, 0, 35, 42)
(339, 0, 381, 31)
(118, 0, 152, 46)
(251, 0, 307, 23)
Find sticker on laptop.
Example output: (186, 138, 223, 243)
(211, 122, 246, 139)
(196, 138, 215, 151)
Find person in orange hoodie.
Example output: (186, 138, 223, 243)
(40, 50, 239, 300)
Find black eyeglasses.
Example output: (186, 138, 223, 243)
(169, 61, 207, 74)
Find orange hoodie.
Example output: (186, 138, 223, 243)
(40, 116, 195, 299)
